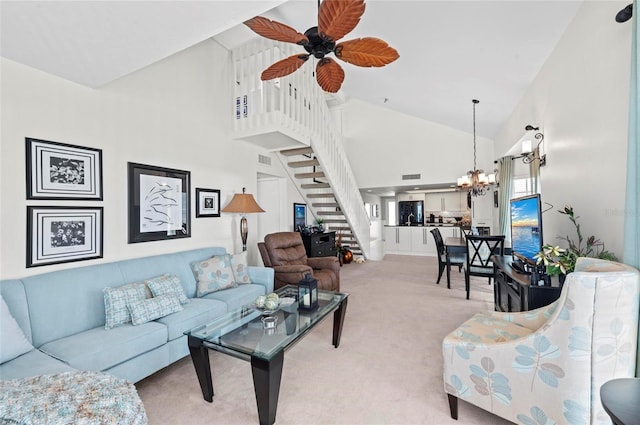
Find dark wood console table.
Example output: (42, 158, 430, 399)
(600, 378, 640, 425)
(492, 255, 562, 312)
(300, 231, 336, 258)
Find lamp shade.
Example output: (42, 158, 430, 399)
(221, 188, 265, 214)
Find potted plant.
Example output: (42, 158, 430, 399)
(534, 206, 617, 279)
(314, 217, 325, 233)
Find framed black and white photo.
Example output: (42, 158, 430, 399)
(26, 138, 103, 200)
(128, 162, 190, 243)
(195, 188, 220, 218)
(27, 206, 103, 268)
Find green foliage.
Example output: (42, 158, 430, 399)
(534, 206, 617, 275)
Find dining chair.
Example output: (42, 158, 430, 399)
(430, 228, 464, 288)
(463, 235, 505, 299)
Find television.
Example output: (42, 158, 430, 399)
(293, 203, 306, 231)
(510, 194, 543, 272)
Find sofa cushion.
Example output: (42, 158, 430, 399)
(39, 322, 167, 372)
(155, 298, 227, 340)
(230, 251, 252, 284)
(128, 294, 183, 326)
(103, 282, 150, 329)
(202, 284, 266, 311)
(192, 255, 238, 297)
(0, 349, 77, 381)
(146, 274, 189, 304)
(1, 297, 34, 363)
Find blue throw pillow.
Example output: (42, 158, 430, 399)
(103, 282, 150, 329)
(146, 274, 189, 304)
(127, 294, 183, 326)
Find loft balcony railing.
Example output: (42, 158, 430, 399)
(232, 38, 370, 258)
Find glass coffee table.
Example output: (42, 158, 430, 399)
(185, 285, 349, 425)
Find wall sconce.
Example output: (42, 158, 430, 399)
(520, 126, 546, 167)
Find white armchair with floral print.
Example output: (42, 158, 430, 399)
(442, 258, 639, 424)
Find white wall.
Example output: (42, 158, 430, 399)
(342, 98, 495, 189)
(494, 1, 632, 257)
(0, 39, 281, 278)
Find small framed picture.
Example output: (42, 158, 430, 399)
(293, 203, 306, 231)
(196, 188, 220, 217)
(26, 138, 103, 200)
(27, 206, 103, 268)
(128, 162, 191, 243)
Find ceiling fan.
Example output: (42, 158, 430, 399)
(244, 0, 399, 93)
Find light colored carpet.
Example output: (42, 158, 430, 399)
(136, 254, 514, 425)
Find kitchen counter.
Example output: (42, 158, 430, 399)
(384, 225, 466, 256)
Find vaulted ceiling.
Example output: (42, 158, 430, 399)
(1, 1, 584, 138)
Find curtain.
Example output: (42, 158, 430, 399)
(497, 156, 514, 245)
(529, 148, 541, 194)
(622, 0, 640, 377)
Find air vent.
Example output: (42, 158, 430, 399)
(258, 154, 271, 166)
(402, 174, 421, 180)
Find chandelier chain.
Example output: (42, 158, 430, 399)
(472, 100, 477, 171)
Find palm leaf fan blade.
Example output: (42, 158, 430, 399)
(261, 55, 310, 80)
(318, 0, 366, 42)
(316, 58, 345, 93)
(244, 16, 309, 45)
(335, 38, 400, 67)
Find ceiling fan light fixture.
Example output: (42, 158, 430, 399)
(244, 0, 399, 93)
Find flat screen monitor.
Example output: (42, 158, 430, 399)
(510, 194, 543, 267)
(293, 203, 306, 231)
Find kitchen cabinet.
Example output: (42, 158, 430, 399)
(425, 192, 465, 212)
(410, 227, 434, 254)
(397, 193, 425, 202)
(384, 226, 412, 253)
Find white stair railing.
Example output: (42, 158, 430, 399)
(232, 39, 370, 258)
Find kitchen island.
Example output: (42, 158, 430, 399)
(383, 224, 467, 256)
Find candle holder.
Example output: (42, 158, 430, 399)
(298, 273, 318, 310)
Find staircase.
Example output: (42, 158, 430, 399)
(281, 146, 361, 256)
(231, 37, 370, 258)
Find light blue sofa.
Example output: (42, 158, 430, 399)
(0, 247, 274, 383)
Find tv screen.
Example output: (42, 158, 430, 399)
(510, 194, 543, 265)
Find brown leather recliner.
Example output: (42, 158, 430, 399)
(258, 232, 340, 291)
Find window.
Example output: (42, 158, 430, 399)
(512, 177, 535, 198)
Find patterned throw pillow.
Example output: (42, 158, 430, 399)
(192, 255, 238, 297)
(103, 282, 149, 329)
(127, 294, 183, 326)
(229, 251, 252, 284)
(146, 274, 189, 304)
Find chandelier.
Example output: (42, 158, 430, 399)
(457, 99, 496, 196)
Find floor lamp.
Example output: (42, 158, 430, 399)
(221, 188, 265, 251)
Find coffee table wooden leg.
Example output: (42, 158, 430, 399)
(188, 335, 214, 402)
(332, 298, 348, 348)
(251, 352, 284, 425)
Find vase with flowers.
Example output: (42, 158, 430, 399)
(534, 206, 617, 281)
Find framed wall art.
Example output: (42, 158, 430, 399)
(26, 138, 103, 200)
(195, 188, 220, 218)
(293, 202, 306, 231)
(27, 206, 103, 268)
(128, 162, 191, 243)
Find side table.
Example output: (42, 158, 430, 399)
(600, 378, 640, 425)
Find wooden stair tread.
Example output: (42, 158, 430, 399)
(300, 183, 333, 188)
(288, 159, 319, 168)
(281, 147, 313, 156)
(295, 172, 325, 179)
(311, 203, 339, 208)
(306, 192, 333, 197)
